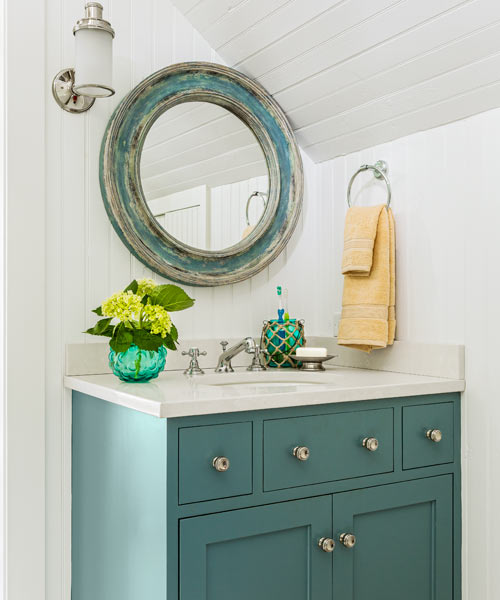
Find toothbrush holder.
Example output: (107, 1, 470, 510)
(260, 319, 306, 368)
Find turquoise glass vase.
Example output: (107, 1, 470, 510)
(109, 344, 167, 382)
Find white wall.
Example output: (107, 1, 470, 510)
(45, 1, 498, 599)
(329, 107, 500, 599)
(5, 1, 46, 599)
(209, 175, 269, 249)
(45, 1, 332, 598)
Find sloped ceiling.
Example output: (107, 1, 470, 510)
(172, 0, 500, 162)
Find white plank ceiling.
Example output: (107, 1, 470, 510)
(171, 0, 500, 161)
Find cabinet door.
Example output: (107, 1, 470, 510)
(333, 475, 453, 600)
(180, 496, 333, 600)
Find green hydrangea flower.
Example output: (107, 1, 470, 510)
(137, 278, 157, 297)
(101, 290, 142, 321)
(142, 304, 172, 338)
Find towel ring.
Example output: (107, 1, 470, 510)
(246, 191, 268, 226)
(346, 160, 392, 208)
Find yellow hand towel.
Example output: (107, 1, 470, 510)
(341, 205, 385, 275)
(338, 205, 396, 352)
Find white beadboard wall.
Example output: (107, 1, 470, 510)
(45, 2, 497, 599)
(44, 1, 333, 598)
(328, 107, 500, 600)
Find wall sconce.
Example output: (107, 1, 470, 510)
(52, 2, 115, 114)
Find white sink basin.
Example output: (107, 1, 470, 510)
(200, 371, 337, 389)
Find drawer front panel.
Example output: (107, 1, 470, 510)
(179, 422, 252, 504)
(403, 403, 454, 469)
(263, 408, 393, 491)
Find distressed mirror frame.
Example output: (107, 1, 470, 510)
(100, 62, 303, 286)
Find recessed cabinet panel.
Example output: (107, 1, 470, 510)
(263, 408, 393, 491)
(403, 403, 454, 469)
(180, 496, 333, 600)
(332, 476, 453, 600)
(179, 422, 252, 504)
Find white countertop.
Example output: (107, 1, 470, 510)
(64, 367, 465, 418)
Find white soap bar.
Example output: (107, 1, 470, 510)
(296, 347, 327, 357)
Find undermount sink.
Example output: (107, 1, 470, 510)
(200, 371, 337, 388)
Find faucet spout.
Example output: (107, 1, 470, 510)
(215, 337, 256, 372)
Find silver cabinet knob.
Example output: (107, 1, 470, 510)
(318, 537, 335, 553)
(362, 437, 379, 452)
(426, 429, 443, 443)
(339, 533, 356, 548)
(212, 456, 230, 472)
(293, 446, 310, 461)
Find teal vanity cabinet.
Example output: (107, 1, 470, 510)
(72, 392, 461, 600)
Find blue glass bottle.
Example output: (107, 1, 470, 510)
(109, 344, 167, 382)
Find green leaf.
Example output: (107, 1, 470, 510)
(162, 334, 177, 351)
(109, 324, 133, 353)
(150, 284, 195, 312)
(86, 325, 114, 338)
(84, 318, 113, 337)
(123, 279, 138, 294)
(170, 324, 178, 342)
(92, 306, 103, 316)
(132, 329, 164, 351)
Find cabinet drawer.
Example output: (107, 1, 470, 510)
(403, 403, 454, 469)
(179, 422, 252, 504)
(263, 408, 393, 491)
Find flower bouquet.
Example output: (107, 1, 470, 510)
(85, 278, 195, 381)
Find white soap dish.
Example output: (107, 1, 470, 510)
(289, 354, 337, 371)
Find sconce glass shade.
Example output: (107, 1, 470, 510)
(74, 27, 114, 97)
(72, 3, 115, 98)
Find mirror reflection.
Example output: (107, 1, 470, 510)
(140, 102, 269, 251)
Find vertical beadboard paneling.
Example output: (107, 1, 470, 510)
(329, 106, 500, 600)
(329, 124, 468, 345)
(47, 1, 316, 597)
(6, 0, 46, 594)
(107, 0, 134, 294)
(47, 3, 499, 599)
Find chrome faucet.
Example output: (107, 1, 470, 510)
(215, 337, 267, 372)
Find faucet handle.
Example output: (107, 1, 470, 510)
(220, 340, 229, 352)
(182, 347, 206, 376)
(182, 347, 207, 358)
(247, 345, 267, 372)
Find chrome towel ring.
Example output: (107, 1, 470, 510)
(245, 191, 268, 226)
(346, 160, 391, 208)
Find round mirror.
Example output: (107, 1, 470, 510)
(100, 62, 303, 286)
(140, 102, 269, 251)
